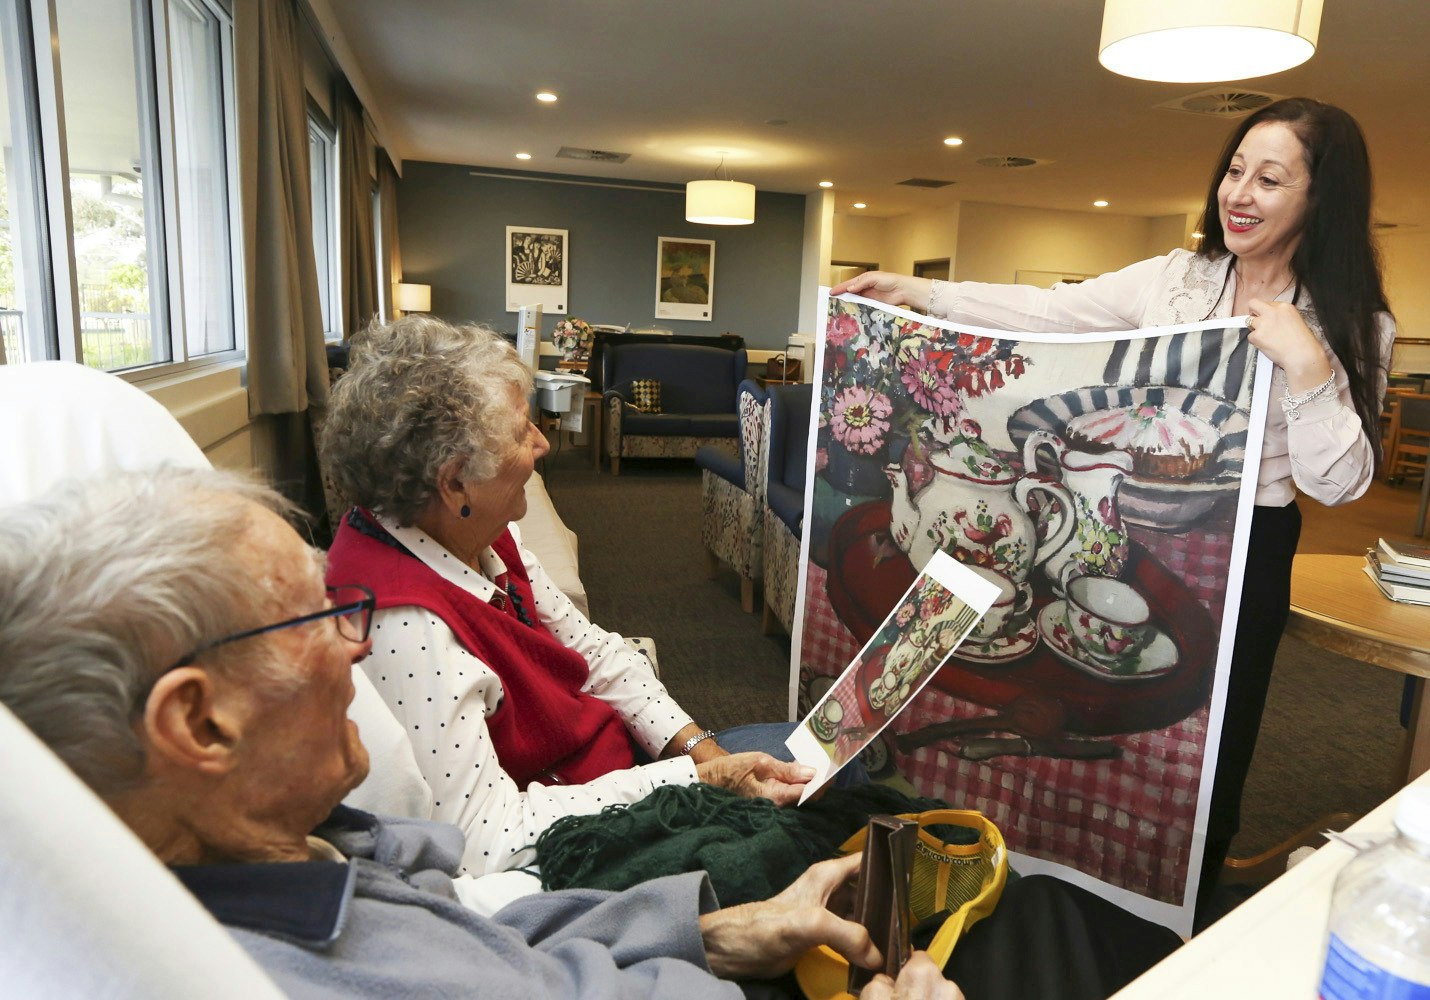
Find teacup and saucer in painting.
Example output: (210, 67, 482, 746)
(1037, 600, 1179, 682)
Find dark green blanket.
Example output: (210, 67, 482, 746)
(534, 783, 956, 905)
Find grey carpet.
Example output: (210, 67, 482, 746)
(540, 444, 1406, 862)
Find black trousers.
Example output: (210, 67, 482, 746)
(1194, 500, 1302, 920)
(945, 875, 1182, 1000)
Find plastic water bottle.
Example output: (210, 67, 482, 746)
(1319, 786, 1430, 999)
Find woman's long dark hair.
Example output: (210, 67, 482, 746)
(1197, 97, 1392, 464)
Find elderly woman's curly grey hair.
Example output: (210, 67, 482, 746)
(0, 467, 300, 798)
(321, 315, 534, 525)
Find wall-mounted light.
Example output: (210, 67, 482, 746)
(395, 282, 432, 313)
(686, 154, 755, 225)
(1099, 0, 1322, 83)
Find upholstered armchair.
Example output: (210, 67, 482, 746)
(601, 342, 745, 474)
(761, 382, 813, 635)
(695, 379, 768, 612)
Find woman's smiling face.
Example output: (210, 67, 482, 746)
(1218, 121, 1311, 267)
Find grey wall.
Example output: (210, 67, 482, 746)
(396, 163, 805, 350)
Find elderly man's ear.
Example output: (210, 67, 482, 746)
(142, 667, 245, 775)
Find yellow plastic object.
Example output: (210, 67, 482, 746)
(794, 809, 1008, 1000)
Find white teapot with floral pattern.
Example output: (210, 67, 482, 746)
(885, 420, 1074, 583)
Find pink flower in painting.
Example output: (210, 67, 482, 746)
(831, 385, 892, 454)
(895, 603, 916, 627)
(900, 349, 963, 417)
(919, 588, 953, 619)
(827, 312, 860, 348)
(815, 447, 829, 473)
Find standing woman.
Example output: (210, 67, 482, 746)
(833, 97, 1394, 919)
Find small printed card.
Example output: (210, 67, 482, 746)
(787, 551, 1000, 803)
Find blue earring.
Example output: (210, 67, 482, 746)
(459, 504, 471, 518)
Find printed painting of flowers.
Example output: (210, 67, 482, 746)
(831, 385, 893, 454)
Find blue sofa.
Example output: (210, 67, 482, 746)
(601, 342, 746, 474)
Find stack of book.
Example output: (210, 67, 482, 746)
(1365, 538, 1430, 605)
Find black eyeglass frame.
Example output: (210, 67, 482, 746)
(165, 584, 376, 671)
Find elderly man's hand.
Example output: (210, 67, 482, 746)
(696, 751, 812, 805)
(859, 953, 965, 999)
(699, 854, 879, 980)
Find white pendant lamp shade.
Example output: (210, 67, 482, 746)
(395, 282, 432, 312)
(1099, 0, 1322, 83)
(685, 179, 756, 225)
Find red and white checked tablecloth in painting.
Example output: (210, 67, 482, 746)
(794, 296, 1265, 915)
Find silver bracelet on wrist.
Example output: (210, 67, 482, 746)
(678, 729, 716, 756)
(1281, 373, 1337, 422)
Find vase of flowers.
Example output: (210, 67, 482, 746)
(551, 317, 594, 361)
(808, 301, 1032, 566)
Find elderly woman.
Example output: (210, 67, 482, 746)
(322, 316, 812, 877)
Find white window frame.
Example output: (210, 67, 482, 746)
(308, 104, 341, 341)
(15, 0, 245, 380)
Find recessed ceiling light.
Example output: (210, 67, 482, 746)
(1093, 200, 1109, 208)
(535, 91, 558, 103)
(819, 180, 834, 188)
(943, 136, 964, 146)
(515, 152, 532, 160)
(853, 202, 867, 209)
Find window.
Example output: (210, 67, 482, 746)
(308, 110, 339, 339)
(1, 0, 240, 373)
(0, 1, 52, 365)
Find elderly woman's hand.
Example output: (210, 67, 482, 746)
(696, 751, 813, 805)
(859, 954, 966, 1000)
(699, 853, 879, 979)
(1245, 298, 1334, 393)
(829, 271, 934, 312)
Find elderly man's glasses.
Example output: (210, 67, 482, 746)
(166, 584, 376, 670)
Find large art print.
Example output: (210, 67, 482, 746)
(506, 226, 568, 314)
(655, 236, 715, 321)
(790, 291, 1271, 934)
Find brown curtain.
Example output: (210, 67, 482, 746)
(337, 87, 377, 338)
(235, 0, 327, 419)
(377, 149, 401, 322)
(235, 0, 329, 531)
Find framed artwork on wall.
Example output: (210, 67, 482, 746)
(506, 226, 568, 314)
(655, 236, 715, 321)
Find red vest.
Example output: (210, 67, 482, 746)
(327, 514, 635, 786)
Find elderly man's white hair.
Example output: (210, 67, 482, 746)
(0, 466, 297, 797)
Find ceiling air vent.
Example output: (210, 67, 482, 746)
(556, 146, 631, 164)
(897, 177, 956, 188)
(1158, 88, 1282, 118)
(976, 155, 1044, 169)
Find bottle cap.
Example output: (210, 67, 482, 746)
(1394, 786, 1430, 845)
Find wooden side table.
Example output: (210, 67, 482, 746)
(581, 391, 602, 470)
(1287, 553, 1430, 781)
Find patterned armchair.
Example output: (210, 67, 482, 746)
(761, 382, 813, 635)
(695, 379, 768, 613)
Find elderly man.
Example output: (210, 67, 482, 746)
(0, 467, 958, 1000)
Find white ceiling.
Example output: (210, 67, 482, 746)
(322, 0, 1430, 229)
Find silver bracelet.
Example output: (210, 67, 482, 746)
(678, 729, 716, 756)
(1281, 373, 1337, 422)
